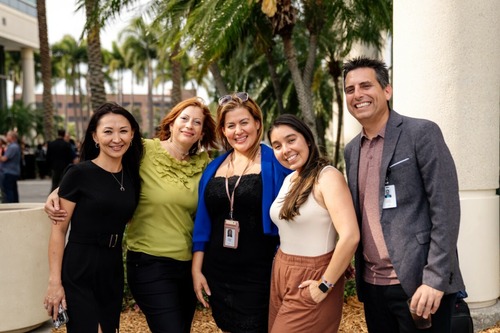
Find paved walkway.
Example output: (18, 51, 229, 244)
(18, 178, 52, 204)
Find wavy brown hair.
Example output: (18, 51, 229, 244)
(267, 114, 330, 220)
(215, 93, 263, 159)
(156, 97, 218, 154)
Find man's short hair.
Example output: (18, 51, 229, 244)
(342, 57, 390, 89)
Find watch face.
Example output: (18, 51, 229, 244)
(318, 282, 329, 293)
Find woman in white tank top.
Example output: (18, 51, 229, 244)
(267, 114, 360, 333)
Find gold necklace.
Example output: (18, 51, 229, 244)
(169, 140, 189, 159)
(110, 169, 125, 191)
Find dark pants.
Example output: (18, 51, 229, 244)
(2, 173, 19, 203)
(126, 251, 197, 333)
(363, 283, 457, 333)
(51, 169, 64, 192)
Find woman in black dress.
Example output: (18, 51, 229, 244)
(192, 93, 291, 332)
(43, 103, 143, 332)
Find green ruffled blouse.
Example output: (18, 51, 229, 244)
(125, 138, 209, 260)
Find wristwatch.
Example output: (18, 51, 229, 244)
(318, 276, 334, 294)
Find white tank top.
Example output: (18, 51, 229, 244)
(270, 167, 337, 256)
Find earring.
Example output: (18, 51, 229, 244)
(197, 140, 202, 152)
(95, 142, 99, 148)
(130, 140, 133, 146)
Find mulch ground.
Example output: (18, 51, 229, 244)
(52, 296, 500, 332)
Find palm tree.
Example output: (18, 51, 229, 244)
(120, 17, 158, 137)
(36, 0, 54, 141)
(98, 0, 392, 151)
(51, 35, 87, 138)
(104, 41, 128, 105)
(79, 0, 107, 111)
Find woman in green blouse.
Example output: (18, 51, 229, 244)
(125, 97, 217, 333)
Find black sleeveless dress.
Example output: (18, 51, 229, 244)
(203, 173, 279, 333)
(59, 161, 137, 332)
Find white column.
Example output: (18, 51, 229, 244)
(393, 0, 500, 308)
(21, 47, 35, 107)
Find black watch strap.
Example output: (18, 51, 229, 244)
(318, 282, 330, 293)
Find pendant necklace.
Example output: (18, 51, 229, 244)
(110, 169, 125, 191)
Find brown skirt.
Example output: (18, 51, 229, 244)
(269, 248, 345, 333)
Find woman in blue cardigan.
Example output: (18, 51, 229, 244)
(192, 92, 290, 333)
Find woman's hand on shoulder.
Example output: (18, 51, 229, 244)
(44, 188, 67, 224)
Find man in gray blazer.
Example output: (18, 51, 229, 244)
(343, 57, 465, 333)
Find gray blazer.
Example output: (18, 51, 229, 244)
(344, 110, 465, 301)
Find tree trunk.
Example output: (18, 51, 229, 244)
(209, 62, 228, 96)
(72, 81, 79, 140)
(170, 42, 182, 107)
(264, 48, 284, 115)
(85, 0, 106, 111)
(281, 33, 317, 139)
(64, 85, 69, 130)
(36, 0, 54, 141)
(147, 58, 154, 137)
(329, 59, 344, 170)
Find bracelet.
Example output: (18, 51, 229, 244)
(321, 276, 334, 289)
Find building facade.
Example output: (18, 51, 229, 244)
(0, 0, 38, 110)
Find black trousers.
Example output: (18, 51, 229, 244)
(2, 173, 19, 203)
(127, 251, 197, 333)
(362, 283, 457, 333)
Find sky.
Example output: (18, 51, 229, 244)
(43, 0, 207, 98)
(44, 0, 149, 94)
(45, 0, 138, 51)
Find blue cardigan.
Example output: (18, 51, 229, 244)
(192, 144, 291, 252)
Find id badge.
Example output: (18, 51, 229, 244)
(223, 219, 239, 249)
(383, 185, 397, 209)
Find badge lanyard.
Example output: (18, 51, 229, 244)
(225, 154, 253, 220)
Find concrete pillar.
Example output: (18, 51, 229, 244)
(0, 45, 7, 111)
(393, 0, 500, 308)
(21, 47, 35, 107)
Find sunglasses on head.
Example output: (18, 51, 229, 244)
(218, 92, 249, 106)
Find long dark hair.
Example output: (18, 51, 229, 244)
(267, 114, 330, 220)
(80, 102, 144, 201)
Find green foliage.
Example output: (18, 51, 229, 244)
(344, 276, 357, 300)
(122, 228, 136, 310)
(0, 101, 37, 142)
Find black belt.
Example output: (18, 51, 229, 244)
(69, 231, 122, 248)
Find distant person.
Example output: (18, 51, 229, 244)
(47, 129, 76, 192)
(64, 132, 79, 163)
(35, 143, 48, 179)
(0, 130, 21, 203)
(0, 136, 8, 200)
